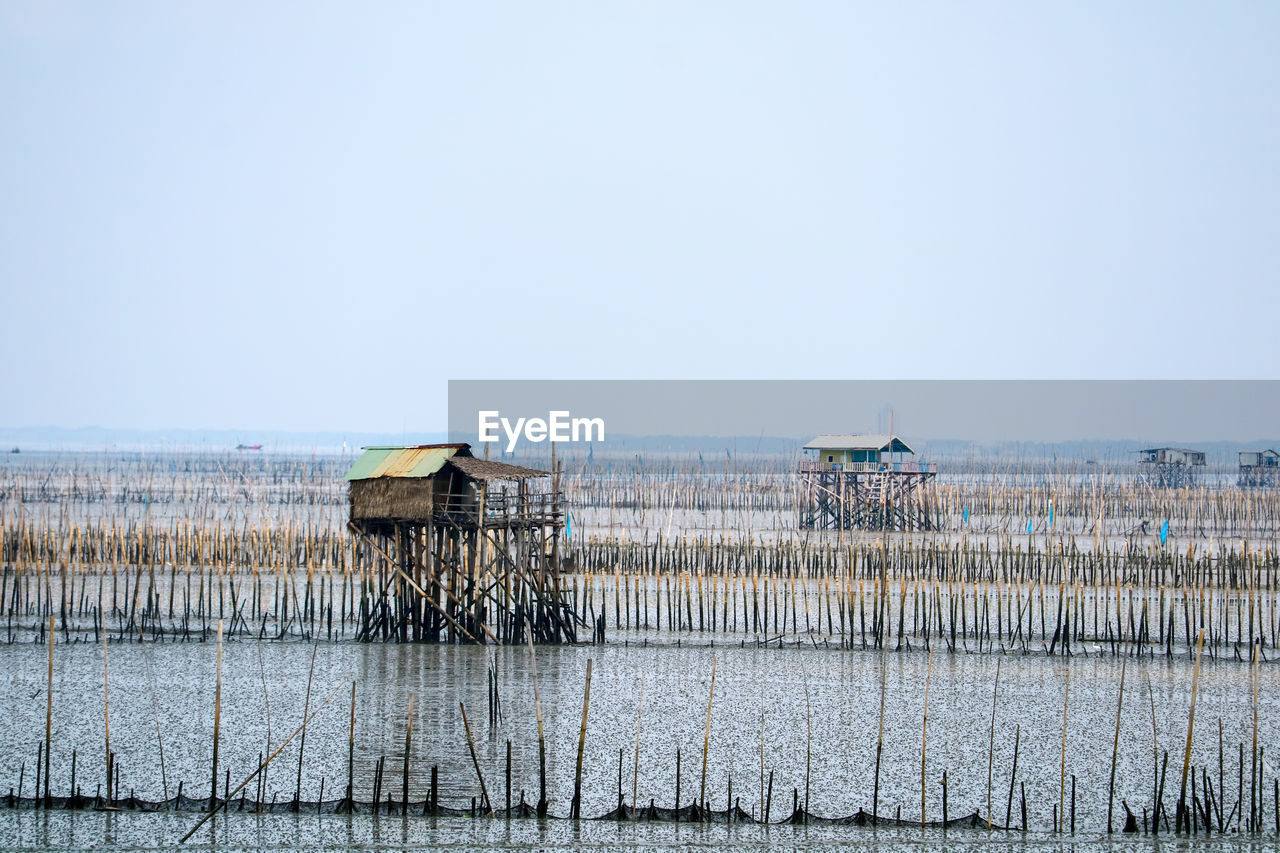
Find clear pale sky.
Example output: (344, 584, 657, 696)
(2, 2, 1277, 433)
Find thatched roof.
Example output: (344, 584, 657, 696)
(445, 457, 548, 482)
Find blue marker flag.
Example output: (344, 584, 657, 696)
(1049, 503, 1055, 526)
(1160, 519, 1168, 545)
(963, 506, 969, 525)
(1027, 519, 1033, 534)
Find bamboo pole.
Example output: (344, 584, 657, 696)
(102, 620, 111, 804)
(526, 633, 547, 815)
(632, 676, 644, 815)
(571, 659, 593, 819)
(1108, 650, 1128, 832)
(921, 646, 933, 826)
(1179, 628, 1207, 832)
(43, 613, 53, 807)
(210, 620, 222, 812)
(1060, 667, 1070, 832)
(986, 658, 1001, 828)
(700, 656, 717, 816)
(402, 693, 414, 814)
(346, 681, 356, 809)
(874, 651, 886, 822)
(293, 641, 318, 809)
(459, 700, 490, 814)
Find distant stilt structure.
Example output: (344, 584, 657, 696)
(1136, 447, 1205, 489)
(797, 434, 937, 531)
(346, 444, 577, 644)
(1238, 450, 1279, 489)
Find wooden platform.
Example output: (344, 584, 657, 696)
(798, 468, 937, 531)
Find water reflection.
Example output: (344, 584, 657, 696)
(1, 639, 1274, 839)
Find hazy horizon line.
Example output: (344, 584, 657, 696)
(4, 425, 1279, 450)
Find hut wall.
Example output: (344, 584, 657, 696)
(349, 478, 436, 522)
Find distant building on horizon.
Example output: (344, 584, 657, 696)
(1136, 446, 1205, 489)
(1239, 449, 1279, 488)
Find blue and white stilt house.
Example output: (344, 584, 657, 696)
(798, 434, 937, 531)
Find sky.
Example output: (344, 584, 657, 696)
(2, 2, 1278, 434)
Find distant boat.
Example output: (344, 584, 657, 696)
(9, 447, 18, 454)
(236, 444, 263, 451)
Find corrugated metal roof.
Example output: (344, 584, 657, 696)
(344, 448, 394, 480)
(803, 434, 915, 454)
(344, 444, 469, 481)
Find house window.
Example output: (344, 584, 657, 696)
(827, 455, 834, 463)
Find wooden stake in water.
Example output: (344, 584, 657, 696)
(1108, 650, 1128, 832)
(346, 681, 356, 808)
(103, 622, 111, 804)
(802, 659, 812, 820)
(986, 658, 1001, 829)
(1251, 640, 1260, 831)
(572, 659, 593, 819)
(210, 620, 222, 812)
(632, 675, 644, 815)
(874, 652, 886, 822)
(1005, 724, 1020, 829)
(402, 694, 415, 814)
(44, 613, 53, 807)
(139, 629, 169, 802)
(1060, 667, 1070, 833)
(758, 688, 765, 822)
(675, 747, 681, 818)
(700, 657, 717, 816)
(294, 641, 318, 808)
(257, 640, 273, 805)
(1148, 673, 1159, 831)
(525, 633, 547, 815)
(921, 646, 933, 826)
(1179, 629, 1206, 832)
(460, 700, 490, 814)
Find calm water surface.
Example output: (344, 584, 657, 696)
(1, 638, 1276, 848)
